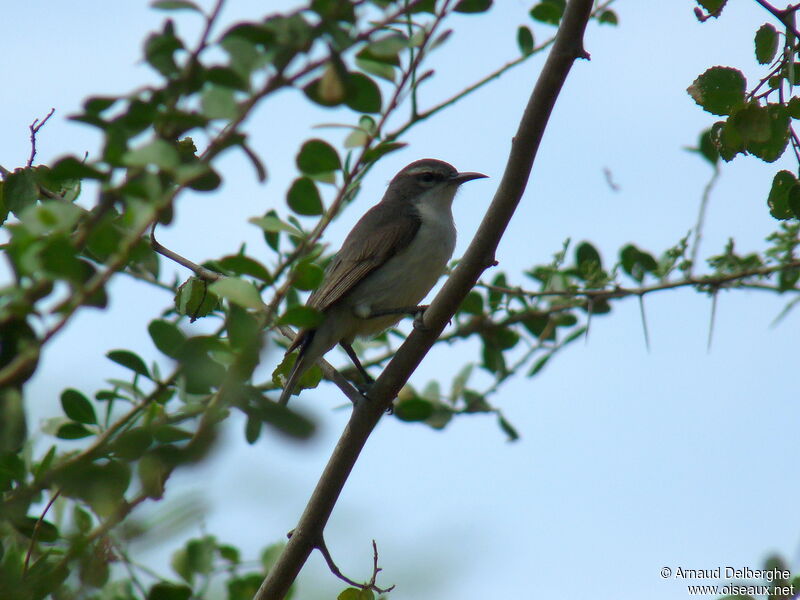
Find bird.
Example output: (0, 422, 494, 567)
(278, 158, 487, 405)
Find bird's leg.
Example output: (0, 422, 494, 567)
(339, 341, 373, 386)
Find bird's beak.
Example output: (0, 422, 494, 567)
(450, 171, 488, 185)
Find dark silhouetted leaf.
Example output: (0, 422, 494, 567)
(755, 23, 779, 65)
(148, 319, 186, 358)
(345, 73, 382, 113)
(60, 389, 97, 424)
(517, 26, 534, 55)
(454, 0, 492, 13)
(767, 170, 798, 220)
(296, 139, 341, 174)
(287, 177, 323, 216)
(394, 397, 434, 421)
(56, 423, 94, 439)
(107, 350, 151, 379)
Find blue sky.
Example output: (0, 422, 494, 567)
(2, 2, 799, 598)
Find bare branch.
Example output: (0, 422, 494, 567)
(27, 107, 55, 167)
(314, 535, 394, 594)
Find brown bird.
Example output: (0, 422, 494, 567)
(279, 158, 486, 404)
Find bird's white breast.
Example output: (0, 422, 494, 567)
(346, 191, 457, 334)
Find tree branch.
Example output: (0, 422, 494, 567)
(27, 108, 55, 167)
(252, 1, 595, 598)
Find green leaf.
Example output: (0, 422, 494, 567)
(458, 290, 484, 315)
(287, 177, 323, 216)
(345, 72, 382, 113)
(687, 67, 746, 116)
(60, 389, 97, 424)
(530, 0, 564, 25)
(206, 66, 249, 91)
(394, 397, 434, 422)
(576, 241, 602, 269)
(745, 103, 790, 162)
(245, 396, 316, 439)
(292, 261, 324, 291)
(788, 97, 800, 119)
(151, 0, 202, 11)
(517, 26, 534, 56)
(107, 350, 151, 379)
(48, 157, 108, 181)
(620, 244, 657, 282)
(710, 120, 746, 161)
(697, 128, 719, 165)
(304, 63, 346, 107)
(365, 34, 406, 60)
(123, 138, 180, 170)
(598, 9, 618, 25)
(355, 56, 396, 83)
(528, 353, 551, 377)
(226, 574, 262, 600)
(13, 517, 59, 542)
(755, 23, 779, 65)
(4, 168, 38, 214)
(696, 0, 727, 15)
(277, 306, 323, 328)
(56, 422, 94, 439)
(201, 85, 238, 120)
(209, 277, 266, 310)
(153, 425, 193, 443)
(147, 582, 192, 600)
(144, 21, 184, 77)
(249, 214, 303, 238)
(362, 141, 407, 164)
(339, 588, 376, 600)
(767, 170, 798, 220)
(111, 428, 153, 460)
(729, 102, 771, 143)
(497, 414, 520, 442)
(175, 277, 219, 319)
(148, 319, 187, 358)
(176, 163, 222, 191)
(220, 254, 272, 282)
(73, 506, 93, 533)
(296, 139, 341, 175)
(454, 0, 492, 13)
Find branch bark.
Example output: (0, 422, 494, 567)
(253, 1, 595, 597)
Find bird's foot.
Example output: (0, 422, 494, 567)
(412, 305, 430, 330)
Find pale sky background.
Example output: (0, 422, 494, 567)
(2, 2, 799, 599)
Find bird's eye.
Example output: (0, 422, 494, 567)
(418, 172, 437, 185)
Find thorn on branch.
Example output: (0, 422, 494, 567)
(28, 107, 55, 167)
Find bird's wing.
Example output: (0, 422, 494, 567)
(307, 201, 421, 312)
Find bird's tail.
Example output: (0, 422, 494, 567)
(278, 331, 313, 405)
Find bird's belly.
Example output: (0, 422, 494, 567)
(345, 216, 456, 336)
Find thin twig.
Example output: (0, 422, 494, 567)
(314, 535, 394, 594)
(690, 165, 720, 272)
(23, 488, 61, 574)
(27, 108, 55, 167)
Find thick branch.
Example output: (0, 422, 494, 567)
(252, 1, 595, 598)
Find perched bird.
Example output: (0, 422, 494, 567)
(279, 158, 486, 404)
